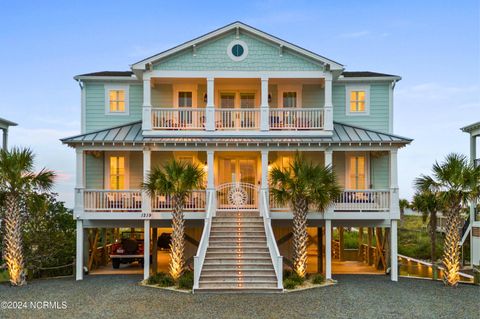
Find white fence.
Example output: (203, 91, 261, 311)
(152, 190, 206, 212)
(215, 109, 260, 130)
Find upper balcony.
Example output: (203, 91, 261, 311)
(141, 77, 334, 137)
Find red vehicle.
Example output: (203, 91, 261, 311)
(110, 232, 150, 269)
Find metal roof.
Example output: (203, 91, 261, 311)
(61, 121, 412, 146)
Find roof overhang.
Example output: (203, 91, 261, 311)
(0, 117, 17, 130)
(461, 121, 480, 136)
(131, 21, 344, 78)
(336, 76, 402, 82)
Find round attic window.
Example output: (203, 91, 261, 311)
(227, 40, 248, 61)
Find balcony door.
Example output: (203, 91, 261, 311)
(347, 153, 368, 190)
(219, 92, 256, 129)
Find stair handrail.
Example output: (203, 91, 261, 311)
(260, 189, 283, 290)
(193, 189, 215, 291)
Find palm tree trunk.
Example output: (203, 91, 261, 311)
(443, 208, 461, 286)
(292, 197, 308, 278)
(169, 194, 185, 280)
(3, 194, 26, 286)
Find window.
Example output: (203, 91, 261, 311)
(178, 92, 193, 108)
(110, 156, 125, 190)
(281, 156, 292, 170)
(348, 155, 366, 189)
(240, 93, 255, 108)
(282, 92, 297, 108)
(227, 40, 248, 61)
(105, 85, 129, 115)
(346, 85, 369, 115)
(178, 156, 194, 165)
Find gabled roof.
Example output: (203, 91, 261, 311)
(61, 121, 412, 147)
(461, 121, 480, 133)
(0, 117, 17, 130)
(341, 71, 399, 78)
(77, 71, 134, 77)
(131, 21, 344, 72)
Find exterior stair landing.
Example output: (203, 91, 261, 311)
(196, 210, 282, 293)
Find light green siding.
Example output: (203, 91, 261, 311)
(85, 83, 142, 132)
(153, 31, 323, 71)
(302, 84, 324, 107)
(370, 153, 389, 189)
(151, 84, 173, 107)
(332, 83, 390, 133)
(85, 153, 104, 188)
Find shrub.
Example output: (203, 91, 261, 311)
(177, 271, 194, 290)
(147, 272, 174, 287)
(283, 269, 305, 285)
(311, 274, 324, 284)
(283, 278, 298, 289)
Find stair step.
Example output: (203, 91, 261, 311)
(207, 247, 269, 253)
(215, 211, 260, 217)
(202, 263, 275, 270)
(208, 240, 267, 246)
(201, 269, 276, 276)
(213, 218, 263, 223)
(210, 234, 266, 238)
(198, 281, 279, 289)
(212, 221, 264, 226)
(194, 287, 282, 293)
(211, 227, 265, 232)
(206, 253, 271, 259)
(199, 275, 277, 282)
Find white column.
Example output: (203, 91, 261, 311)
(142, 149, 151, 217)
(260, 77, 269, 131)
(471, 135, 477, 164)
(324, 149, 333, 167)
(206, 77, 215, 131)
(142, 78, 152, 131)
(324, 73, 333, 131)
(390, 220, 398, 281)
(206, 150, 215, 189)
(325, 219, 332, 280)
(261, 150, 269, 190)
(76, 220, 84, 280)
(74, 148, 85, 217)
(143, 219, 150, 280)
(390, 149, 400, 219)
(2, 129, 8, 151)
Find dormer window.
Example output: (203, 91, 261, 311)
(105, 85, 129, 115)
(346, 85, 370, 115)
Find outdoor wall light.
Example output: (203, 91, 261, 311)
(203, 93, 207, 103)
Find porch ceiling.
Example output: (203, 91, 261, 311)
(61, 121, 412, 148)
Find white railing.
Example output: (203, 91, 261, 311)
(260, 189, 283, 289)
(152, 190, 206, 212)
(216, 182, 258, 210)
(334, 190, 390, 212)
(84, 190, 142, 212)
(193, 190, 215, 291)
(151, 108, 205, 130)
(270, 189, 391, 212)
(269, 108, 324, 130)
(215, 109, 260, 130)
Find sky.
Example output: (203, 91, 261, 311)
(0, 1, 479, 208)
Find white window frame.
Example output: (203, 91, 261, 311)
(346, 84, 370, 115)
(277, 84, 302, 108)
(105, 84, 129, 115)
(345, 152, 370, 190)
(173, 84, 197, 108)
(104, 152, 130, 189)
(227, 40, 249, 62)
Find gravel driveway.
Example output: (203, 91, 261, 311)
(0, 275, 478, 319)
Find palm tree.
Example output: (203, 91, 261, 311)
(269, 153, 341, 278)
(415, 153, 480, 286)
(411, 190, 441, 277)
(143, 159, 204, 280)
(399, 198, 410, 217)
(0, 148, 55, 286)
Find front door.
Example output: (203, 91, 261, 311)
(218, 158, 256, 185)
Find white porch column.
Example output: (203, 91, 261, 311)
(325, 219, 332, 280)
(74, 148, 85, 217)
(142, 78, 152, 131)
(324, 149, 333, 167)
(143, 219, 150, 280)
(207, 150, 215, 189)
(324, 73, 333, 131)
(390, 149, 400, 219)
(261, 149, 269, 190)
(206, 77, 215, 131)
(390, 220, 398, 281)
(260, 77, 269, 131)
(75, 220, 84, 280)
(2, 129, 8, 151)
(142, 149, 152, 217)
(470, 135, 477, 164)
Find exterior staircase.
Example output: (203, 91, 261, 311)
(196, 210, 282, 292)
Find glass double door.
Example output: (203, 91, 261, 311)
(220, 92, 256, 128)
(218, 158, 256, 185)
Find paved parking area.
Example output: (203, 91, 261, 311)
(0, 275, 478, 319)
